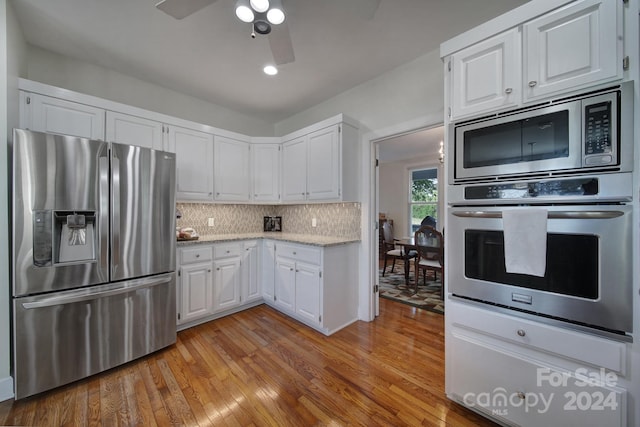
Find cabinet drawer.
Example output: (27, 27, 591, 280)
(450, 300, 626, 375)
(180, 246, 213, 264)
(213, 242, 242, 259)
(277, 243, 321, 265)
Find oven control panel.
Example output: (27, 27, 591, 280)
(464, 177, 599, 200)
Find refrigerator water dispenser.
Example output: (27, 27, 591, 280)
(33, 211, 97, 266)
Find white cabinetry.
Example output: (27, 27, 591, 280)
(170, 126, 214, 201)
(252, 143, 281, 202)
(447, 0, 621, 121)
(523, 0, 621, 101)
(262, 240, 276, 302)
(214, 136, 250, 201)
(106, 111, 165, 151)
(178, 246, 214, 325)
(21, 93, 105, 140)
(450, 28, 521, 119)
(242, 240, 262, 303)
(269, 241, 358, 335)
(447, 300, 627, 426)
(281, 119, 359, 202)
(212, 243, 242, 312)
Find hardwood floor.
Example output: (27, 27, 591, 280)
(0, 299, 496, 426)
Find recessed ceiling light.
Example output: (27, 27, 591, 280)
(263, 65, 278, 75)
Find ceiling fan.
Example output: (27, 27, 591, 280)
(155, 0, 381, 67)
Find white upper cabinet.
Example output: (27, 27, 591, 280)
(281, 120, 359, 203)
(251, 144, 280, 202)
(214, 136, 251, 201)
(105, 111, 166, 151)
(169, 126, 214, 201)
(446, 0, 622, 121)
(307, 126, 340, 200)
(523, 0, 621, 101)
(450, 28, 521, 120)
(23, 93, 105, 140)
(281, 136, 308, 202)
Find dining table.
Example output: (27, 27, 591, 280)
(394, 237, 418, 292)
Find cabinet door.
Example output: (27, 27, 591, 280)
(274, 258, 296, 313)
(213, 258, 242, 312)
(523, 0, 620, 101)
(281, 137, 307, 201)
(214, 136, 250, 201)
(449, 333, 626, 427)
(106, 111, 165, 151)
(262, 241, 276, 302)
(252, 144, 280, 202)
(294, 262, 322, 326)
(307, 126, 340, 201)
(27, 93, 105, 140)
(170, 126, 214, 201)
(450, 28, 520, 120)
(179, 263, 213, 324)
(243, 241, 261, 303)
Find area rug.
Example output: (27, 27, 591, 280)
(379, 269, 444, 314)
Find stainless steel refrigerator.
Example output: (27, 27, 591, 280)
(11, 129, 177, 399)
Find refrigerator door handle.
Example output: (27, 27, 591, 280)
(21, 274, 173, 309)
(99, 156, 110, 272)
(112, 154, 121, 275)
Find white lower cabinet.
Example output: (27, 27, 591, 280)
(268, 241, 358, 335)
(447, 300, 627, 426)
(177, 241, 260, 328)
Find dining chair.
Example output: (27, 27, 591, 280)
(381, 222, 416, 276)
(413, 225, 444, 298)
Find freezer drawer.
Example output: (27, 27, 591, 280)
(13, 273, 176, 399)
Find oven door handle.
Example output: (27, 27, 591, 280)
(452, 211, 625, 219)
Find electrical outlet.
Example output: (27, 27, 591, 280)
(312, 218, 317, 227)
(208, 218, 215, 227)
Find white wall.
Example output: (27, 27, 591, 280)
(274, 49, 444, 137)
(25, 46, 275, 137)
(1, 0, 28, 400)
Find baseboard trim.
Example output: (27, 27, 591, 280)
(0, 376, 14, 402)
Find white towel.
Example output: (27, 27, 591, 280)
(502, 208, 547, 277)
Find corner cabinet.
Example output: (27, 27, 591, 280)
(267, 241, 358, 335)
(251, 143, 281, 202)
(447, 0, 622, 121)
(446, 300, 628, 427)
(281, 119, 359, 203)
(177, 241, 262, 329)
(214, 136, 251, 201)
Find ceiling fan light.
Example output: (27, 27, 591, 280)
(250, 0, 269, 13)
(264, 65, 278, 75)
(267, 8, 284, 25)
(235, 2, 254, 22)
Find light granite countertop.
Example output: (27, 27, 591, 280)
(177, 233, 360, 247)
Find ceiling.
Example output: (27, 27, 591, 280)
(11, 0, 528, 123)
(378, 126, 444, 163)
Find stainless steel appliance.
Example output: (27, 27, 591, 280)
(447, 174, 633, 340)
(451, 82, 633, 183)
(11, 129, 177, 399)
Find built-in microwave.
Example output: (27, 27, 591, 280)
(451, 82, 633, 183)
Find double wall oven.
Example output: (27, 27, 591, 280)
(447, 82, 634, 340)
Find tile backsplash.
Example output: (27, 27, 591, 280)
(176, 202, 361, 239)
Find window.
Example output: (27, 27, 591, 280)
(410, 168, 438, 233)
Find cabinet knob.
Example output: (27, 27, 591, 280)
(528, 81, 537, 88)
(208, 269, 211, 272)
(505, 87, 513, 94)
(293, 251, 297, 255)
(226, 250, 230, 253)
(217, 267, 221, 271)
(517, 329, 526, 337)
(196, 254, 200, 258)
(290, 268, 294, 271)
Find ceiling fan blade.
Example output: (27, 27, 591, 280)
(155, 0, 218, 19)
(359, 0, 381, 20)
(268, 23, 295, 65)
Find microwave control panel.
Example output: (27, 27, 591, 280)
(584, 101, 612, 165)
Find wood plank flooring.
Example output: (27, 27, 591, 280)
(0, 299, 497, 426)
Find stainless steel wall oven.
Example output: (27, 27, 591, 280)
(447, 83, 634, 340)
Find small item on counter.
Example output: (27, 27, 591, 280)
(263, 216, 282, 232)
(177, 227, 199, 241)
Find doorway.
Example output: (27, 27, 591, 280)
(374, 124, 444, 316)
